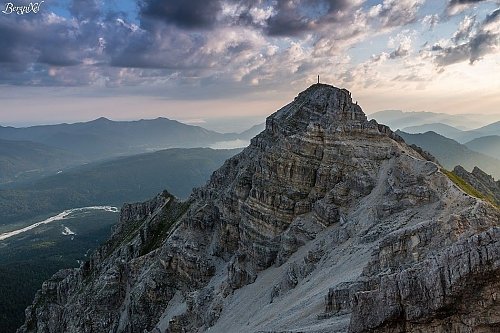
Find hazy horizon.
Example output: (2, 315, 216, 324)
(2, 83, 500, 129)
(1, 106, 499, 133)
(1, 0, 499, 129)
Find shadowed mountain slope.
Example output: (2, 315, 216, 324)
(396, 130, 500, 179)
(0, 139, 84, 185)
(465, 135, 500, 159)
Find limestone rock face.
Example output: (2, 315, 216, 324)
(18, 84, 500, 333)
(453, 165, 500, 205)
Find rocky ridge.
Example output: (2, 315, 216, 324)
(19, 84, 500, 333)
(453, 165, 500, 206)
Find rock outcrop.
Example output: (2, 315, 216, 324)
(453, 165, 500, 206)
(18, 84, 500, 333)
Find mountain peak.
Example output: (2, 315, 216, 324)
(263, 84, 397, 142)
(92, 117, 112, 123)
(300, 82, 351, 97)
(279, 83, 364, 118)
(269, 84, 365, 128)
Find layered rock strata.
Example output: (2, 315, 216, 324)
(19, 84, 500, 333)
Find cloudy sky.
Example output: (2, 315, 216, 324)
(0, 0, 499, 129)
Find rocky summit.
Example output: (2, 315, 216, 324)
(19, 84, 500, 333)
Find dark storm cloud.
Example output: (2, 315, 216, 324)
(445, 0, 491, 16)
(139, 0, 221, 29)
(4, 0, 495, 89)
(433, 32, 498, 65)
(0, 19, 28, 64)
(254, 0, 310, 36)
(448, 0, 486, 6)
(389, 45, 409, 59)
(265, 0, 352, 36)
(433, 44, 470, 65)
(0, 0, 114, 76)
(108, 27, 205, 69)
(0, 0, 259, 86)
(138, 0, 354, 36)
(468, 31, 499, 61)
(431, 7, 500, 66)
(0, 15, 82, 69)
(70, 0, 101, 20)
(485, 7, 500, 23)
(0, 6, 125, 85)
(265, 14, 311, 36)
(0, 63, 45, 85)
(0, 0, 425, 87)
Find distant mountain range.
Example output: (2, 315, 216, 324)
(237, 123, 265, 140)
(372, 111, 499, 163)
(402, 123, 464, 139)
(397, 130, 500, 178)
(401, 121, 500, 144)
(453, 121, 500, 143)
(370, 110, 499, 132)
(0, 117, 262, 159)
(465, 135, 500, 160)
(0, 118, 264, 185)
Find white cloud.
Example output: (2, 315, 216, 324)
(422, 14, 439, 30)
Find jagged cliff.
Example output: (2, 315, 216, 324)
(19, 84, 500, 333)
(453, 165, 500, 207)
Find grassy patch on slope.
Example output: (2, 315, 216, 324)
(441, 168, 498, 208)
